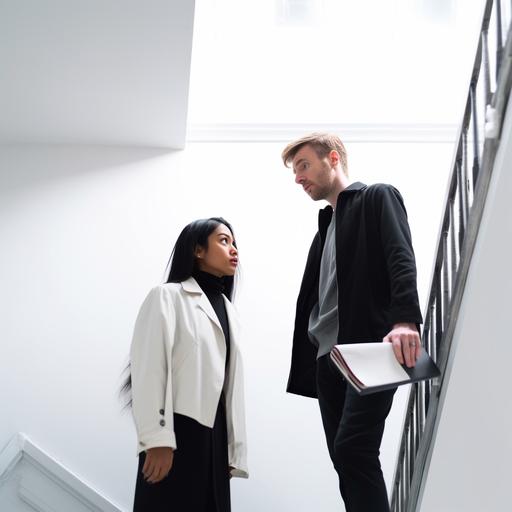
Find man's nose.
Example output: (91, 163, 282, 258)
(295, 173, 304, 185)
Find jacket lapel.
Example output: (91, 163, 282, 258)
(181, 277, 222, 331)
(223, 296, 240, 344)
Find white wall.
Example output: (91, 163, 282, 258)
(0, 140, 454, 511)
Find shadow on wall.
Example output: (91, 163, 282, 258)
(0, 145, 176, 204)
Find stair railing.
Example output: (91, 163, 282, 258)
(390, 1, 512, 511)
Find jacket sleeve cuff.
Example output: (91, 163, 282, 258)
(137, 429, 177, 455)
(230, 467, 249, 479)
(228, 445, 249, 478)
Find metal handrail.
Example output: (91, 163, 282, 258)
(390, 1, 512, 511)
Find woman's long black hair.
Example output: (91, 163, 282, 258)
(120, 217, 238, 406)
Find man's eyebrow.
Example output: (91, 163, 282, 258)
(292, 157, 307, 171)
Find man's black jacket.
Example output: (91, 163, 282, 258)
(287, 182, 423, 398)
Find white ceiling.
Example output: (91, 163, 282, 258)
(0, 0, 195, 148)
(188, 0, 485, 129)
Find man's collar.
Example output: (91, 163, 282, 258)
(343, 181, 367, 193)
(335, 181, 367, 206)
(320, 181, 367, 214)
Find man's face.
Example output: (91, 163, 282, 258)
(291, 144, 336, 201)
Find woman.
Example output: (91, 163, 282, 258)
(128, 217, 248, 512)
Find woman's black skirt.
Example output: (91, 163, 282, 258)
(133, 399, 230, 512)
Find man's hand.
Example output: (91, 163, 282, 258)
(143, 447, 174, 484)
(383, 323, 421, 368)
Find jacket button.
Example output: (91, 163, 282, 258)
(160, 420, 166, 427)
(159, 409, 164, 415)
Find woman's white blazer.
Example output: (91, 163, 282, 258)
(130, 277, 248, 478)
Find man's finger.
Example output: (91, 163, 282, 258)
(410, 332, 421, 364)
(402, 335, 412, 367)
(391, 335, 404, 364)
(403, 334, 416, 367)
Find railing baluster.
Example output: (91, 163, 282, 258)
(423, 326, 432, 410)
(404, 427, 410, 500)
(457, 158, 467, 250)
(496, 0, 504, 79)
(401, 458, 406, 510)
(424, 313, 432, 414)
(470, 82, 481, 188)
(435, 270, 443, 354)
(462, 128, 471, 218)
(414, 384, 421, 450)
(450, 198, 458, 292)
(482, 28, 492, 104)
(442, 232, 450, 326)
(409, 414, 415, 478)
(418, 380, 425, 435)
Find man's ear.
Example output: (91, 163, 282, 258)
(329, 149, 340, 167)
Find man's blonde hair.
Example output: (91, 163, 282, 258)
(281, 133, 348, 176)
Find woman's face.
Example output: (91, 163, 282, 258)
(195, 224, 238, 277)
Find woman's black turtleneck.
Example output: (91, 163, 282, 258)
(193, 270, 231, 369)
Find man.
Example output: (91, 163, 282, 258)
(282, 133, 422, 512)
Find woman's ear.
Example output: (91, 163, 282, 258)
(194, 244, 205, 259)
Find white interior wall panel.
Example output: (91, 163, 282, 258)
(0, 1, 194, 148)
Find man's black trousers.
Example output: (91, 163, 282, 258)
(316, 353, 396, 512)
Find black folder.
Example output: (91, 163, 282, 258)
(330, 342, 441, 395)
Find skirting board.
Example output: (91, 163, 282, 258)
(0, 433, 122, 512)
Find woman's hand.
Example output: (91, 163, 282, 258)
(143, 447, 174, 484)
